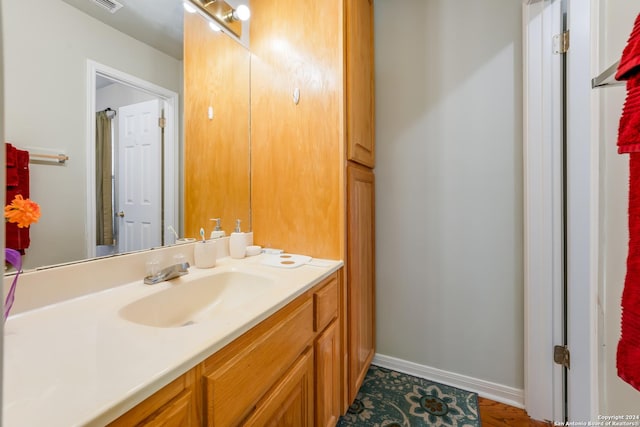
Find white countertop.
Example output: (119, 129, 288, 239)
(3, 254, 342, 427)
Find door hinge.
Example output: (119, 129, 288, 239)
(553, 30, 569, 54)
(158, 117, 166, 128)
(554, 345, 570, 369)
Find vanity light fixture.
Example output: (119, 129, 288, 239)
(224, 4, 251, 22)
(209, 21, 221, 32)
(185, 0, 249, 38)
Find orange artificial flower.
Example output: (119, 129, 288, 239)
(4, 195, 41, 228)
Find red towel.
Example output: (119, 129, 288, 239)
(5, 144, 31, 253)
(617, 76, 640, 154)
(15, 149, 29, 196)
(616, 13, 640, 392)
(619, 153, 640, 392)
(6, 142, 16, 167)
(617, 13, 640, 81)
(5, 143, 18, 187)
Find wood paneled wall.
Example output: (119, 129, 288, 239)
(249, 0, 345, 259)
(184, 12, 251, 239)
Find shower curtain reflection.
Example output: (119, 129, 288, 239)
(96, 109, 115, 247)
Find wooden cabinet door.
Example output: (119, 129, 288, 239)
(108, 370, 200, 427)
(203, 299, 313, 427)
(346, 0, 375, 168)
(243, 348, 315, 427)
(141, 391, 194, 427)
(315, 320, 341, 427)
(347, 162, 376, 402)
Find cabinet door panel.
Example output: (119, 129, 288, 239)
(243, 348, 315, 427)
(346, 0, 375, 167)
(108, 371, 199, 427)
(204, 299, 313, 427)
(347, 162, 376, 402)
(142, 391, 193, 427)
(315, 320, 341, 427)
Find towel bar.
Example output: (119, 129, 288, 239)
(592, 60, 625, 88)
(29, 152, 69, 164)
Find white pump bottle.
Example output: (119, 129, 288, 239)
(229, 219, 247, 259)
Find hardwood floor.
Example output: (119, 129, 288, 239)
(479, 397, 552, 427)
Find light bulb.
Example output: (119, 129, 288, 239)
(209, 21, 221, 32)
(183, 2, 197, 13)
(234, 5, 251, 21)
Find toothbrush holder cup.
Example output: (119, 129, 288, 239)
(194, 240, 217, 268)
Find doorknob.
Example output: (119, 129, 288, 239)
(117, 211, 125, 218)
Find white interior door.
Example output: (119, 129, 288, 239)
(523, 0, 566, 421)
(565, 0, 598, 420)
(117, 99, 162, 253)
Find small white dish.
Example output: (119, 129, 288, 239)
(246, 245, 262, 257)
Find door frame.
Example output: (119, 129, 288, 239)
(565, 0, 599, 420)
(86, 60, 179, 258)
(522, 0, 565, 421)
(523, 0, 598, 421)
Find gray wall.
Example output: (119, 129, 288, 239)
(375, 0, 524, 389)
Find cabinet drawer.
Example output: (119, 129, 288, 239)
(314, 274, 338, 332)
(141, 390, 193, 427)
(204, 298, 314, 427)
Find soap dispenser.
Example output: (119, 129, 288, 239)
(229, 219, 246, 259)
(210, 218, 226, 239)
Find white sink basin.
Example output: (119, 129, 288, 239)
(119, 270, 276, 328)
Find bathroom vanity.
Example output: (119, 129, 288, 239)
(110, 269, 342, 426)
(2, 246, 343, 426)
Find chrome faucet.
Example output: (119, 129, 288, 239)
(144, 262, 190, 285)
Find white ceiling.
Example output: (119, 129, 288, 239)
(61, 0, 184, 60)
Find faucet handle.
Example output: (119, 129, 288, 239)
(173, 253, 187, 265)
(145, 259, 160, 278)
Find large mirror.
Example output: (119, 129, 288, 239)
(2, 0, 251, 271)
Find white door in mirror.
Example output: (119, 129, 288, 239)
(117, 99, 163, 252)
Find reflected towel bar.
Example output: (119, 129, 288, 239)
(29, 152, 69, 164)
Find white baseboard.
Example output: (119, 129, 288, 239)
(373, 353, 525, 409)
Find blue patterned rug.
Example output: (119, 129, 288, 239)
(338, 365, 481, 427)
